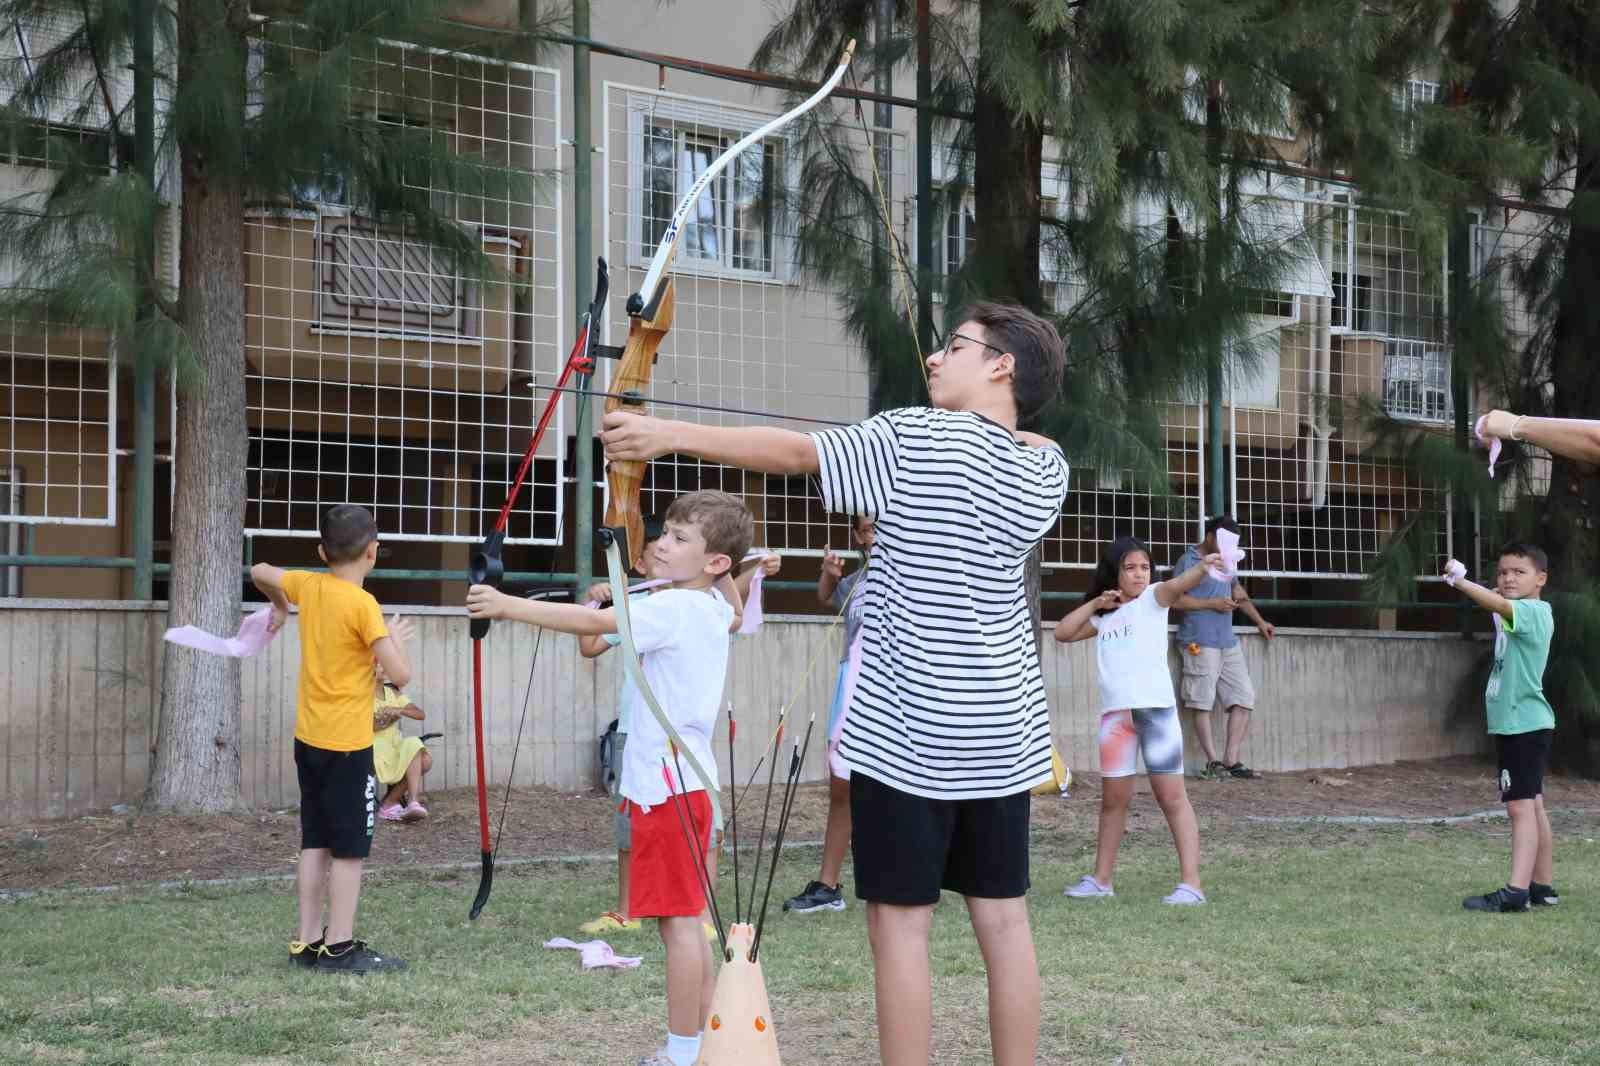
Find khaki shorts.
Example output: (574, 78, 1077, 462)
(1180, 644, 1256, 712)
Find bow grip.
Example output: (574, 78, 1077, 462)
(469, 529, 506, 640)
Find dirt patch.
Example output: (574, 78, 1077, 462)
(4, 755, 1599, 894)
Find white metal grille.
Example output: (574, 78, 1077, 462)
(602, 82, 889, 554)
(244, 34, 563, 544)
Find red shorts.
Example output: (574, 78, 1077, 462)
(627, 790, 712, 919)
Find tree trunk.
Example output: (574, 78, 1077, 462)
(972, 0, 1044, 310)
(147, 0, 249, 812)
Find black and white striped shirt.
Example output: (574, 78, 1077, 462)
(811, 408, 1069, 800)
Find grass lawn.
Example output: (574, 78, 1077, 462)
(3, 818, 1598, 1065)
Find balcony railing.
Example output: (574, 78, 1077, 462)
(1382, 338, 1452, 424)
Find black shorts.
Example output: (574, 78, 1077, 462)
(1495, 730, 1553, 803)
(849, 771, 1031, 905)
(295, 740, 377, 859)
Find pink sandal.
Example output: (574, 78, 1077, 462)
(378, 803, 406, 822)
(401, 801, 428, 822)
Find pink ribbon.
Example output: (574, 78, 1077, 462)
(163, 606, 278, 658)
(541, 937, 642, 971)
(1474, 414, 1501, 478)
(737, 564, 768, 634)
(1207, 528, 1246, 582)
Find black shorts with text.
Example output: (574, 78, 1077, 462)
(295, 740, 376, 859)
(850, 770, 1031, 906)
(1495, 729, 1553, 803)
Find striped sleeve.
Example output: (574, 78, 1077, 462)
(809, 410, 907, 519)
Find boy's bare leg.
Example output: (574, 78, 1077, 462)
(819, 773, 852, 886)
(325, 857, 364, 944)
(296, 848, 330, 942)
(658, 915, 711, 1036)
(1149, 773, 1202, 889)
(1223, 707, 1252, 766)
(966, 895, 1041, 1066)
(1506, 797, 1539, 889)
(617, 848, 632, 917)
(1187, 709, 1221, 765)
(1092, 776, 1136, 886)
(1533, 794, 1554, 885)
(866, 901, 934, 1066)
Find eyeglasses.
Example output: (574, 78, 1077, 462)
(932, 328, 1007, 360)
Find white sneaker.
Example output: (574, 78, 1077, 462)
(1163, 883, 1207, 905)
(1064, 875, 1114, 899)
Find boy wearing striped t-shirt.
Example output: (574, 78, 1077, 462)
(601, 302, 1068, 1066)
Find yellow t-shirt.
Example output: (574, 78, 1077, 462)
(282, 571, 388, 751)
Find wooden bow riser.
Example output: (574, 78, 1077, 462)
(604, 280, 676, 569)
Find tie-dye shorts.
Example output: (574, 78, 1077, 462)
(1097, 706, 1184, 778)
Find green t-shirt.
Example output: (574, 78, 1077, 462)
(1485, 598, 1555, 735)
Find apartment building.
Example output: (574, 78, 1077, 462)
(0, 1, 1545, 606)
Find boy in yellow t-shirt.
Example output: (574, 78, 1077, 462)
(251, 504, 412, 974)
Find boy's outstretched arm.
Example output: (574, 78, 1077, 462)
(468, 585, 619, 636)
(601, 411, 819, 475)
(1442, 559, 1515, 620)
(1154, 553, 1223, 608)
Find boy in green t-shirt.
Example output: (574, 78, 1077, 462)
(1442, 542, 1558, 913)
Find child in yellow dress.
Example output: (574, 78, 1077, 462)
(373, 680, 431, 822)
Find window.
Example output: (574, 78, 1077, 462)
(292, 112, 441, 208)
(1244, 289, 1296, 319)
(1332, 270, 1374, 332)
(3, 120, 115, 174)
(1382, 338, 1452, 423)
(637, 118, 780, 275)
(1393, 79, 1439, 154)
(943, 190, 975, 279)
(317, 215, 474, 337)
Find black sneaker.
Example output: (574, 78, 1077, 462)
(1463, 886, 1530, 913)
(782, 880, 845, 914)
(288, 938, 322, 969)
(1530, 883, 1560, 907)
(1199, 761, 1227, 780)
(1226, 762, 1260, 779)
(317, 940, 407, 974)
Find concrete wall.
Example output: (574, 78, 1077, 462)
(0, 602, 1488, 824)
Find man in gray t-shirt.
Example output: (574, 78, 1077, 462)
(1171, 516, 1276, 779)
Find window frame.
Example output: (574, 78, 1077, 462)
(625, 90, 794, 285)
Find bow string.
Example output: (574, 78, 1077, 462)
(599, 38, 859, 824)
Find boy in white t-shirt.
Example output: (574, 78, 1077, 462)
(1055, 535, 1221, 905)
(468, 490, 753, 1066)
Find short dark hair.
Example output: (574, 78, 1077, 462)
(1205, 515, 1240, 537)
(642, 513, 667, 544)
(665, 490, 754, 564)
(320, 504, 378, 563)
(1498, 541, 1549, 574)
(952, 301, 1065, 425)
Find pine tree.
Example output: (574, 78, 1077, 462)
(754, 0, 1446, 537)
(1363, 0, 1600, 771)
(0, 0, 538, 809)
